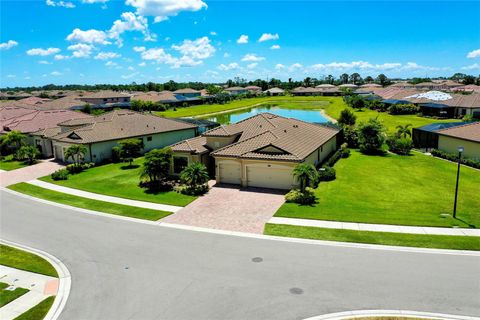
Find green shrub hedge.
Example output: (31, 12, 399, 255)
(431, 149, 480, 169)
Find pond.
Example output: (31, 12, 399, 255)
(200, 105, 329, 125)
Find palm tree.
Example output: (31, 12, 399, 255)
(293, 163, 318, 192)
(396, 124, 412, 138)
(64, 144, 87, 166)
(180, 162, 209, 189)
(16, 145, 40, 165)
(1, 130, 26, 152)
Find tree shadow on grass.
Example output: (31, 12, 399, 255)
(120, 164, 140, 170)
(454, 217, 477, 229)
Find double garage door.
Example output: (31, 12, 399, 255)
(218, 162, 293, 190)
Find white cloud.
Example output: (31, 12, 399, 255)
(125, 0, 207, 23)
(26, 47, 61, 56)
(105, 61, 117, 67)
(288, 63, 303, 72)
(218, 63, 239, 71)
(7, 74, 16, 78)
(46, 0, 75, 8)
(141, 48, 177, 64)
(67, 43, 94, 58)
(467, 49, 480, 59)
(66, 28, 110, 44)
(109, 12, 154, 46)
(82, 0, 108, 3)
(138, 62, 146, 67)
(39, 60, 52, 65)
(236, 35, 248, 44)
(241, 54, 265, 62)
(275, 63, 285, 70)
(223, 52, 230, 58)
(247, 63, 258, 69)
(210, 31, 217, 36)
(309, 61, 402, 72)
(258, 33, 279, 42)
(121, 72, 139, 79)
(133, 46, 146, 52)
(54, 54, 68, 60)
(171, 36, 215, 60)
(50, 71, 62, 76)
(0, 40, 18, 50)
(94, 51, 121, 60)
(270, 45, 280, 50)
(461, 63, 480, 70)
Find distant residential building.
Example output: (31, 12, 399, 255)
(173, 88, 201, 98)
(245, 85, 262, 93)
(264, 87, 285, 96)
(224, 86, 248, 95)
(78, 91, 131, 105)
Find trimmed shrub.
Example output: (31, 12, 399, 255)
(340, 143, 350, 158)
(318, 166, 336, 181)
(431, 149, 480, 169)
(387, 136, 413, 155)
(342, 126, 358, 148)
(174, 184, 209, 196)
(111, 146, 121, 163)
(387, 104, 419, 115)
(66, 164, 83, 174)
(51, 169, 69, 181)
(285, 187, 316, 205)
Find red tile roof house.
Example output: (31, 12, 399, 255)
(0, 107, 92, 158)
(49, 110, 197, 163)
(170, 113, 341, 190)
(436, 122, 480, 160)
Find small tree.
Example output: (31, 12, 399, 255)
(351, 96, 365, 111)
(180, 162, 209, 189)
(118, 138, 142, 166)
(64, 144, 87, 166)
(16, 145, 40, 164)
(206, 85, 223, 95)
(140, 148, 172, 187)
(82, 104, 92, 114)
(1, 130, 26, 154)
(293, 163, 319, 192)
(338, 108, 357, 126)
(357, 118, 386, 154)
(395, 124, 412, 138)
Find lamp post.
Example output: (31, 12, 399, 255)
(453, 146, 464, 218)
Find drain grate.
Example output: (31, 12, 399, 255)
(251, 257, 263, 263)
(289, 287, 304, 295)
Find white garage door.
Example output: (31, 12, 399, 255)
(219, 162, 241, 185)
(247, 166, 293, 190)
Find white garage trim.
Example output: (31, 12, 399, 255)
(218, 160, 242, 185)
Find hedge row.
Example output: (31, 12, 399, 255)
(431, 149, 480, 169)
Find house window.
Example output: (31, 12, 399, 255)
(147, 136, 152, 141)
(173, 156, 189, 174)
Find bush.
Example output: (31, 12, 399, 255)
(342, 126, 358, 148)
(51, 169, 69, 180)
(174, 184, 209, 196)
(387, 104, 419, 115)
(112, 146, 121, 163)
(66, 164, 83, 174)
(387, 136, 413, 155)
(285, 187, 316, 204)
(338, 108, 356, 126)
(340, 143, 350, 158)
(318, 166, 336, 181)
(357, 118, 387, 154)
(431, 149, 480, 169)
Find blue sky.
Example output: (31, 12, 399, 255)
(1, 0, 480, 87)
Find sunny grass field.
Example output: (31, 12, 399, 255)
(0, 154, 29, 171)
(275, 150, 480, 228)
(39, 157, 196, 206)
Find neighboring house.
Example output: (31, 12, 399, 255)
(50, 110, 197, 163)
(78, 91, 131, 105)
(170, 113, 341, 190)
(292, 87, 341, 96)
(264, 87, 285, 96)
(389, 82, 414, 89)
(245, 86, 262, 93)
(176, 118, 219, 134)
(173, 88, 201, 98)
(224, 86, 249, 95)
(0, 91, 32, 100)
(17, 96, 52, 106)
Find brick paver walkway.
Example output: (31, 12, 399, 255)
(161, 182, 286, 234)
(0, 159, 64, 187)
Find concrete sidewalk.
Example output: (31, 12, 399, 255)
(269, 217, 480, 237)
(0, 159, 64, 187)
(0, 265, 58, 320)
(28, 179, 182, 213)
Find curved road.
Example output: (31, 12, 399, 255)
(1, 190, 479, 320)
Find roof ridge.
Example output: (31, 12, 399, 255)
(437, 121, 480, 133)
(211, 130, 277, 155)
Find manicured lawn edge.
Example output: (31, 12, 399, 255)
(14, 296, 55, 320)
(0, 155, 29, 171)
(0, 282, 29, 307)
(264, 224, 480, 251)
(0, 244, 58, 277)
(8, 183, 172, 221)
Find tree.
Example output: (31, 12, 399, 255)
(140, 148, 172, 187)
(357, 118, 387, 154)
(82, 104, 92, 114)
(338, 108, 357, 126)
(64, 144, 87, 166)
(180, 162, 209, 189)
(376, 74, 388, 86)
(339, 73, 349, 84)
(1, 130, 26, 153)
(16, 145, 40, 164)
(304, 77, 312, 87)
(293, 163, 318, 192)
(395, 124, 412, 138)
(349, 73, 362, 85)
(364, 76, 374, 83)
(350, 96, 365, 111)
(463, 75, 476, 85)
(206, 84, 223, 95)
(118, 138, 143, 166)
(325, 75, 334, 84)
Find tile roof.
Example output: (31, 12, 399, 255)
(170, 136, 210, 154)
(79, 91, 132, 99)
(224, 86, 247, 91)
(208, 113, 340, 162)
(436, 122, 480, 143)
(51, 110, 196, 144)
(173, 88, 200, 94)
(37, 95, 85, 110)
(17, 97, 52, 105)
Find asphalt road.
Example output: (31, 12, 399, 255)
(1, 190, 479, 320)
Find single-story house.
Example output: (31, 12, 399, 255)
(264, 87, 285, 96)
(170, 113, 341, 190)
(173, 88, 201, 98)
(291, 87, 341, 96)
(78, 91, 131, 105)
(245, 86, 262, 93)
(224, 86, 249, 95)
(50, 110, 197, 163)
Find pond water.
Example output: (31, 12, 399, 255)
(201, 105, 329, 125)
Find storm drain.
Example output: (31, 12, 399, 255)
(289, 287, 304, 295)
(251, 257, 263, 263)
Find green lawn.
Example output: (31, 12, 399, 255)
(9, 183, 172, 221)
(0, 282, 29, 307)
(39, 157, 196, 206)
(0, 155, 29, 171)
(264, 224, 480, 251)
(276, 151, 480, 228)
(0, 245, 58, 277)
(14, 296, 55, 320)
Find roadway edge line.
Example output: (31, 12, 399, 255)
(2, 187, 480, 257)
(0, 239, 71, 320)
(303, 309, 480, 320)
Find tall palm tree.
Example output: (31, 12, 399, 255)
(64, 144, 87, 166)
(1, 130, 26, 151)
(180, 162, 209, 189)
(396, 124, 412, 138)
(293, 163, 318, 192)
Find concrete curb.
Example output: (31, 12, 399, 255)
(2, 187, 480, 257)
(0, 239, 71, 320)
(304, 309, 480, 320)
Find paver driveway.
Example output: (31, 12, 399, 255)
(0, 159, 64, 187)
(161, 182, 286, 234)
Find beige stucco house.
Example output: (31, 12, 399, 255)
(170, 113, 341, 190)
(50, 110, 196, 163)
(436, 122, 480, 159)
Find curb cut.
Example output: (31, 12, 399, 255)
(2, 187, 480, 257)
(0, 239, 71, 320)
(304, 309, 480, 320)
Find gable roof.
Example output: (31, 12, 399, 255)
(170, 136, 210, 154)
(51, 110, 196, 144)
(173, 88, 200, 94)
(436, 122, 480, 143)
